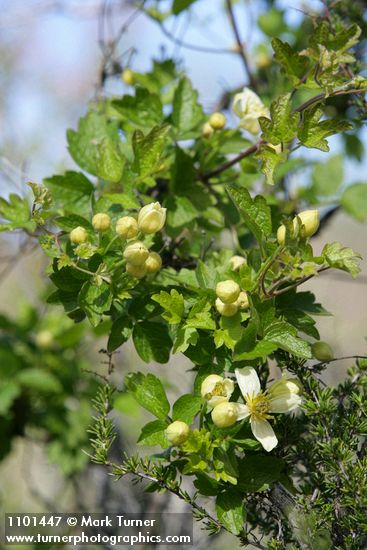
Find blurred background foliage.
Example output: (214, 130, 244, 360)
(0, 1, 366, 548)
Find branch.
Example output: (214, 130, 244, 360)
(225, 0, 257, 89)
(200, 141, 263, 181)
(157, 21, 233, 55)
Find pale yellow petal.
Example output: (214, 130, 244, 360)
(236, 403, 250, 420)
(269, 394, 302, 413)
(235, 367, 261, 399)
(250, 417, 278, 452)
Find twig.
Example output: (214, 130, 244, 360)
(225, 0, 257, 89)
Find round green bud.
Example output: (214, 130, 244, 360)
(145, 252, 162, 274)
(166, 421, 190, 445)
(121, 68, 135, 85)
(70, 226, 88, 245)
(125, 262, 147, 279)
(208, 112, 226, 130)
(230, 255, 246, 271)
(216, 280, 240, 304)
(215, 298, 238, 317)
(92, 213, 111, 232)
(236, 291, 249, 310)
(311, 341, 334, 362)
(211, 402, 238, 428)
(123, 241, 149, 266)
(202, 121, 214, 138)
(116, 216, 138, 239)
(138, 202, 166, 234)
(295, 210, 320, 238)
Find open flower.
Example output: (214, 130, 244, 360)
(233, 367, 302, 452)
(201, 374, 234, 409)
(232, 87, 269, 135)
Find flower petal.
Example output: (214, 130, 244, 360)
(235, 367, 261, 399)
(269, 393, 302, 413)
(223, 378, 235, 396)
(236, 403, 250, 420)
(250, 417, 278, 452)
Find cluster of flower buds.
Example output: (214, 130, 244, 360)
(120, 202, 166, 279)
(202, 111, 227, 138)
(215, 279, 249, 317)
(277, 209, 320, 245)
(70, 213, 112, 244)
(69, 202, 166, 279)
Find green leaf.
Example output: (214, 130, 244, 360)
(172, 77, 203, 132)
(215, 491, 245, 535)
(78, 281, 113, 326)
(186, 299, 216, 330)
(227, 184, 272, 243)
(172, 394, 202, 424)
(67, 111, 124, 180)
(256, 144, 286, 185)
(107, 316, 133, 352)
(259, 94, 299, 145)
(102, 192, 140, 209)
(322, 242, 362, 278)
(264, 321, 312, 358)
(234, 340, 278, 361)
(111, 88, 163, 130)
(132, 124, 170, 177)
(298, 106, 353, 152)
(311, 155, 344, 196)
(0, 194, 36, 233)
(137, 420, 169, 447)
(173, 326, 198, 353)
(125, 372, 170, 419)
(151, 289, 185, 324)
(272, 38, 306, 84)
(0, 382, 21, 415)
(341, 183, 367, 221)
(44, 171, 93, 216)
(172, 0, 199, 15)
(165, 196, 198, 228)
(16, 369, 63, 393)
(238, 455, 284, 492)
(55, 213, 93, 233)
(132, 321, 172, 363)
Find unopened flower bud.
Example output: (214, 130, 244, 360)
(202, 122, 214, 138)
(166, 420, 190, 445)
(116, 216, 138, 239)
(123, 241, 149, 266)
(232, 87, 269, 135)
(138, 202, 166, 234)
(236, 291, 249, 310)
(145, 252, 162, 273)
(208, 112, 226, 130)
(201, 375, 234, 408)
(311, 341, 334, 362)
(215, 298, 238, 317)
(268, 377, 302, 399)
(92, 213, 111, 232)
(295, 210, 320, 238)
(70, 226, 88, 245)
(216, 280, 240, 304)
(277, 224, 286, 245)
(121, 68, 135, 85)
(230, 255, 247, 271)
(125, 262, 147, 279)
(35, 330, 54, 349)
(211, 402, 238, 428)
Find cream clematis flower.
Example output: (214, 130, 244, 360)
(201, 374, 234, 410)
(232, 87, 269, 135)
(234, 367, 302, 452)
